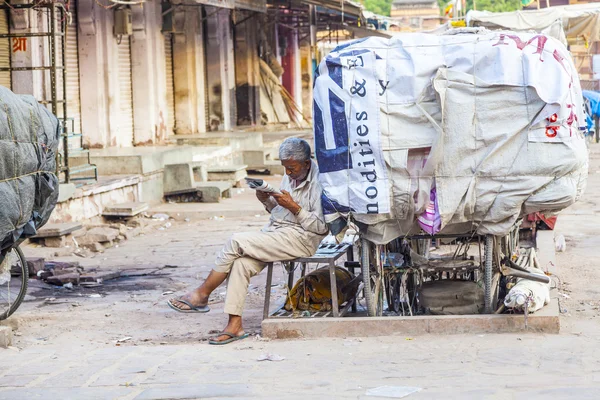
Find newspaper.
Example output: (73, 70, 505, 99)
(244, 178, 282, 194)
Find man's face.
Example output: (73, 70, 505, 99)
(281, 159, 311, 181)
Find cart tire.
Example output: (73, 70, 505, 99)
(0, 245, 29, 321)
(361, 238, 383, 317)
(484, 235, 493, 314)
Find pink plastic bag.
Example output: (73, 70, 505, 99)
(417, 187, 441, 235)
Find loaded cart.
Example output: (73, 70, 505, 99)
(311, 28, 588, 317)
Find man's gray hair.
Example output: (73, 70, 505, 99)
(279, 137, 311, 161)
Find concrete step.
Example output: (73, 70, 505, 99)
(164, 181, 232, 203)
(163, 162, 208, 194)
(71, 146, 232, 176)
(247, 160, 285, 176)
(207, 164, 248, 188)
(242, 146, 278, 166)
(168, 132, 263, 151)
(262, 299, 561, 339)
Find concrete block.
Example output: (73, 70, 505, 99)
(243, 150, 266, 166)
(195, 182, 232, 203)
(36, 223, 83, 238)
(0, 317, 20, 331)
(247, 160, 285, 176)
(207, 164, 248, 187)
(192, 163, 208, 182)
(0, 326, 12, 348)
(163, 163, 195, 193)
(57, 183, 76, 203)
(89, 243, 105, 253)
(102, 202, 149, 217)
(164, 182, 232, 203)
(262, 299, 561, 339)
(85, 227, 119, 243)
(26, 258, 45, 277)
(43, 235, 73, 248)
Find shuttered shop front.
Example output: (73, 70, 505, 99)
(117, 37, 134, 146)
(65, 3, 82, 135)
(164, 33, 175, 135)
(0, 10, 10, 90)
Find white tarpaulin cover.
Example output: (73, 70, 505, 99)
(313, 29, 588, 244)
(466, 3, 600, 45)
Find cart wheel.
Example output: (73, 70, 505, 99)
(361, 238, 384, 317)
(0, 245, 29, 321)
(484, 235, 494, 314)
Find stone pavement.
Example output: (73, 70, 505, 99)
(0, 330, 599, 400)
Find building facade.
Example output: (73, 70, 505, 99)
(0, 0, 267, 150)
(390, 0, 443, 31)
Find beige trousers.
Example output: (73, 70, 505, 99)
(214, 226, 314, 316)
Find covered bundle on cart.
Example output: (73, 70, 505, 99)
(313, 29, 588, 316)
(0, 87, 60, 253)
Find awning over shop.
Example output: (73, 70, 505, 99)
(466, 3, 600, 45)
(235, 0, 267, 13)
(301, 0, 362, 18)
(171, 0, 234, 9)
(345, 24, 391, 38)
(169, 0, 266, 12)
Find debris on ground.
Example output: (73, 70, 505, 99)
(555, 234, 567, 252)
(152, 214, 170, 221)
(365, 386, 422, 398)
(32, 220, 151, 253)
(257, 353, 285, 362)
(37, 260, 121, 287)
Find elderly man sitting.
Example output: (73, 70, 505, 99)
(168, 138, 328, 345)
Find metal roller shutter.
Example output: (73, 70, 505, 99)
(164, 33, 175, 135)
(65, 3, 82, 135)
(117, 36, 134, 146)
(0, 10, 10, 89)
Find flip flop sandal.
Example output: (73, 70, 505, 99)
(167, 298, 210, 313)
(209, 332, 250, 345)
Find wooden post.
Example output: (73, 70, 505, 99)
(263, 263, 273, 320)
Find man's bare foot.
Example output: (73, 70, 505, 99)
(210, 315, 246, 343)
(168, 289, 209, 311)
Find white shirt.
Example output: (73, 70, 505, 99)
(262, 160, 328, 251)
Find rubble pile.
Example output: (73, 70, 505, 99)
(28, 259, 121, 287)
(33, 217, 152, 255)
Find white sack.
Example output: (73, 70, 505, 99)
(313, 29, 588, 244)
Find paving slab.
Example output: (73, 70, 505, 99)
(35, 223, 83, 238)
(0, 387, 133, 400)
(103, 202, 149, 217)
(134, 383, 255, 400)
(262, 299, 560, 339)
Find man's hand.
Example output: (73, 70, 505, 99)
(256, 191, 271, 203)
(271, 190, 301, 215)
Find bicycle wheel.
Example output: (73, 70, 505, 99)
(0, 245, 29, 320)
(361, 238, 384, 317)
